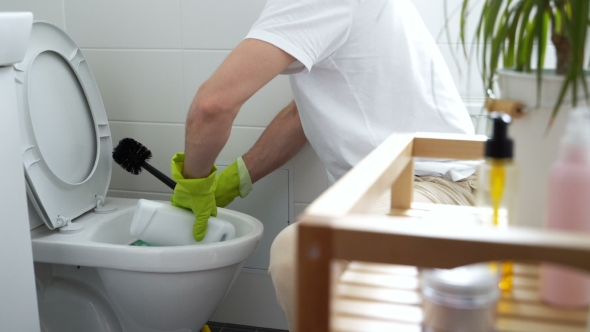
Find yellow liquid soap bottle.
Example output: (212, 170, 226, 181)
(476, 112, 519, 292)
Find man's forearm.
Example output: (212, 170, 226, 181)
(183, 96, 237, 179)
(180, 39, 296, 179)
(243, 101, 307, 183)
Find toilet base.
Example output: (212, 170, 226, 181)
(35, 261, 243, 332)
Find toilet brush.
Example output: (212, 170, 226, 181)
(113, 139, 239, 247)
(112, 138, 177, 190)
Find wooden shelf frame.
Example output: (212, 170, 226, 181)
(297, 133, 590, 331)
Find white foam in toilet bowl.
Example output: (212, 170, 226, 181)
(15, 21, 112, 230)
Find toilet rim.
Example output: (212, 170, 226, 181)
(30, 202, 265, 273)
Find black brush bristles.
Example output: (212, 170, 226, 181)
(112, 138, 152, 175)
(112, 138, 177, 190)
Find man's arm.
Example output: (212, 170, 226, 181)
(243, 100, 308, 183)
(183, 38, 296, 179)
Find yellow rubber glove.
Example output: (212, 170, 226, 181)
(170, 153, 217, 241)
(214, 157, 253, 207)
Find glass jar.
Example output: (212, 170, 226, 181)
(421, 264, 499, 332)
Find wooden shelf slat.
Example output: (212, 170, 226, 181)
(333, 298, 423, 324)
(496, 317, 586, 332)
(331, 262, 588, 331)
(497, 301, 587, 324)
(332, 316, 421, 332)
(412, 132, 487, 160)
(336, 284, 422, 305)
(340, 270, 419, 290)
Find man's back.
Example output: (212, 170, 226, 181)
(248, 0, 474, 182)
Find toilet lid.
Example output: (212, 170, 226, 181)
(15, 21, 112, 230)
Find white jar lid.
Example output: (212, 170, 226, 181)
(421, 264, 500, 309)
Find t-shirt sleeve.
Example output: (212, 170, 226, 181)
(245, 0, 356, 74)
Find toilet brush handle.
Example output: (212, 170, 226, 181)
(141, 162, 177, 190)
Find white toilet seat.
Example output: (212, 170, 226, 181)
(15, 21, 112, 230)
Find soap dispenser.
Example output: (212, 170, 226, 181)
(476, 112, 519, 292)
(476, 112, 519, 227)
(540, 107, 590, 307)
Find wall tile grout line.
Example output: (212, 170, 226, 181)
(80, 47, 234, 52)
(108, 120, 268, 129)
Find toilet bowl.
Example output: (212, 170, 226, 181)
(15, 21, 264, 332)
(31, 199, 263, 332)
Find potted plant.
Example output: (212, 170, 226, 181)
(456, 0, 590, 228)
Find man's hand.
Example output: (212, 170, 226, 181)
(215, 157, 253, 207)
(170, 153, 217, 241)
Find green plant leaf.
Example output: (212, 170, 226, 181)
(504, 1, 527, 68)
(457, 0, 589, 125)
(522, 17, 537, 72)
(515, 1, 534, 72)
(460, 0, 470, 51)
(534, 3, 549, 107)
(547, 73, 571, 133)
(482, 0, 505, 91)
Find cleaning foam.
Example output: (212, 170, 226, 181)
(130, 199, 236, 246)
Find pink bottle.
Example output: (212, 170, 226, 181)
(540, 107, 590, 307)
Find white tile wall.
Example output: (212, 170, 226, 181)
(0, 0, 64, 29)
(232, 76, 294, 127)
(411, 0, 484, 45)
(437, 43, 486, 98)
(180, 0, 267, 50)
(4, 1, 560, 329)
(209, 272, 288, 329)
(4, 0, 513, 210)
(293, 203, 308, 220)
(289, 143, 329, 205)
(181, 50, 229, 110)
(64, 0, 182, 49)
(84, 50, 186, 123)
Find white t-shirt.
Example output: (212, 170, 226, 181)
(246, 0, 476, 184)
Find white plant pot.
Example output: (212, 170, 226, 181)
(497, 69, 588, 228)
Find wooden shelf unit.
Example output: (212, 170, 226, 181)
(297, 133, 590, 331)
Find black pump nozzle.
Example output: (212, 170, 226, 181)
(485, 112, 513, 159)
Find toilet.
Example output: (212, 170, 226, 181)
(13, 21, 264, 332)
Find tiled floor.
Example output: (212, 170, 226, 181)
(207, 322, 288, 332)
